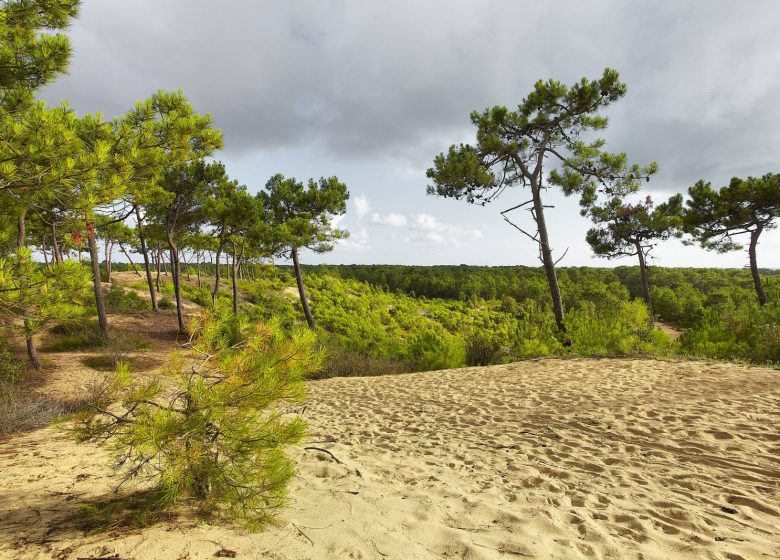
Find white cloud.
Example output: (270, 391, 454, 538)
(337, 226, 370, 251)
(371, 212, 408, 227)
(353, 194, 371, 221)
(409, 213, 482, 245)
(329, 213, 346, 229)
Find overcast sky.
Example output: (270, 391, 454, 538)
(41, 0, 780, 268)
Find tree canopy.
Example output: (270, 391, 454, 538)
(427, 68, 657, 331)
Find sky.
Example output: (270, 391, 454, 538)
(41, 0, 780, 268)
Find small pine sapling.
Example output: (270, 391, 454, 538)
(74, 304, 323, 528)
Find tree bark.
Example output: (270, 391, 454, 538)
(87, 221, 110, 339)
(119, 243, 141, 276)
(230, 244, 239, 315)
(292, 248, 316, 330)
(42, 233, 49, 267)
(166, 231, 186, 331)
(749, 226, 767, 306)
(134, 206, 158, 311)
(196, 251, 201, 288)
(51, 221, 62, 265)
(17, 210, 41, 368)
(212, 238, 225, 303)
(155, 243, 162, 293)
(530, 184, 566, 332)
(635, 241, 652, 313)
(25, 332, 41, 370)
(104, 238, 112, 284)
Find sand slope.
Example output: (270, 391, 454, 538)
(1, 358, 778, 559)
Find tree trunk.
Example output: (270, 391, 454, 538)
(42, 233, 49, 267)
(119, 243, 141, 276)
(530, 184, 565, 332)
(17, 210, 41, 368)
(166, 230, 186, 331)
(212, 240, 225, 303)
(135, 206, 158, 311)
(184, 251, 191, 281)
(155, 243, 162, 293)
(635, 242, 652, 313)
(230, 245, 239, 315)
(196, 251, 202, 288)
(292, 248, 316, 330)
(25, 331, 41, 370)
(87, 221, 110, 339)
(104, 237, 111, 284)
(749, 226, 767, 306)
(51, 222, 62, 265)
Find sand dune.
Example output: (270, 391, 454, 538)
(1, 358, 778, 559)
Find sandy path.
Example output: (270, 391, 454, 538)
(0, 358, 778, 559)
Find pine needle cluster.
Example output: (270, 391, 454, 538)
(75, 304, 322, 528)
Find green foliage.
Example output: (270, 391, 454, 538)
(0, 0, 79, 111)
(684, 174, 780, 253)
(105, 285, 147, 314)
(260, 174, 349, 254)
(585, 194, 683, 259)
(0, 339, 22, 382)
(75, 305, 322, 528)
(427, 68, 656, 207)
(0, 251, 90, 339)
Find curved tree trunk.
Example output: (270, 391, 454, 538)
(635, 241, 652, 313)
(531, 184, 565, 332)
(87, 221, 110, 339)
(166, 231, 186, 331)
(134, 206, 158, 311)
(292, 247, 316, 330)
(749, 226, 767, 306)
(119, 242, 141, 276)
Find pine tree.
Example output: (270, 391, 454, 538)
(259, 175, 349, 330)
(585, 194, 683, 311)
(684, 174, 780, 306)
(426, 68, 657, 332)
(75, 304, 322, 528)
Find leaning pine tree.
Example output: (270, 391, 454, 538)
(585, 194, 683, 312)
(259, 174, 349, 330)
(427, 68, 657, 332)
(684, 174, 780, 306)
(75, 304, 322, 527)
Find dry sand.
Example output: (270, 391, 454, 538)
(1, 358, 778, 559)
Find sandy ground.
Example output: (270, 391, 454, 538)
(1, 357, 778, 560)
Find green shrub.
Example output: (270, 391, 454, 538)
(75, 305, 321, 528)
(0, 344, 22, 382)
(408, 329, 466, 371)
(105, 286, 147, 314)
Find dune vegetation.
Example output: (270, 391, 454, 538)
(1, 1, 779, 559)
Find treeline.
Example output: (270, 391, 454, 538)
(299, 264, 780, 365)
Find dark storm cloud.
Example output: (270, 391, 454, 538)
(42, 0, 780, 188)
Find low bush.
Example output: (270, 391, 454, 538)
(75, 305, 322, 528)
(105, 286, 147, 314)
